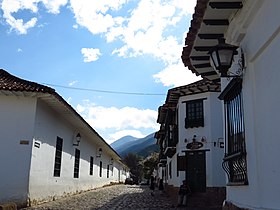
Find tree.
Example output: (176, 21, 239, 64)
(122, 153, 143, 183)
(142, 152, 159, 180)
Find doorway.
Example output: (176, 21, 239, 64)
(186, 150, 206, 192)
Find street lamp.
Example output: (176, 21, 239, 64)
(96, 148, 102, 158)
(209, 38, 238, 77)
(73, 133, 81, 146)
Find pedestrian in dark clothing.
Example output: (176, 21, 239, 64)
(158, 179, 164, 195)
(150, 176, 155, 196)
(177, 180, 191, 206)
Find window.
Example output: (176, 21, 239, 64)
(107, 164, 110, 178)
(90, 156, 94, 176)
(53, 137, 63, 177)
(185, 99, 204, 128)
(111, 166, 114, 176)
(99, 161, 103, 177)
(74, 149, 80, 178)
(169, 161, 172, 179)
(219, 78, 248, 185)
(177, 155, 186, 177)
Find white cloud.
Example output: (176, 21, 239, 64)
(76, 101, 159, 142)
(1, 0, 67, 34)
(43, 0, 68, 14)
(153, 62, 201, 87)
(70, 0, 197, 64)
(17, 48, 23, 52)
(81, 48, 102, 62)
(77, 102, 158, 130)
(69, 80, 78, 86)
(69, 0, 126, 34)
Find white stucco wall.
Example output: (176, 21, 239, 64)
(167, 91, 225, 188)
(28, 99, 125, 204)
(0, 95, 36, 206)
(224, 1, 280, 209)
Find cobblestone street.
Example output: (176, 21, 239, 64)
(22, 184, 183, 210)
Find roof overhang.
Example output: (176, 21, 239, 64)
(164, 147, 176, 158)
(181, 0, 244, 81)
(166, 79, 220, 104)
(1, 89, 123, 164)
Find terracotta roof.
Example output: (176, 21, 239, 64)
(0, 69, 55, 93)
(166, 79, 220, 104)
(0, 69, 123, 163)
(156, 79, 220, 124)
(181, 0, 209, 77)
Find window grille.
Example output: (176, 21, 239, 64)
(74, 149, 80, 178)
(219, 78, 248, 185)
(107, 164, 110, 178)
(90, 156, 94, 175)
(99, 161, 103, 177)
(53, 137, 63, 177)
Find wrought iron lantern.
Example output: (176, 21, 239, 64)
(209, 38, 238, 77)
(73, 133, 81, 146)
(96, 148, 102, 158)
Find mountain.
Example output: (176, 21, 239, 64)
(110, 135, 139, 151)
(112, 133, 158, 158)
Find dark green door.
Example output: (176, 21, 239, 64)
(186, 151, 206, 192)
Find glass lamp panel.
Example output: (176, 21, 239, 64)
(218, 49, 234, 66)
(210, 50, 219, 68)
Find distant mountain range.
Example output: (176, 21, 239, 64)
(110, 133, 158, 158)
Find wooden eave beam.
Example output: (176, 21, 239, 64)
(198, 33, 224, 39)
(197, 86, 204, 92)
(193, 63, 211, 68)
(187, 88, 195, 93)
(200, 71, 217, 77)
(203, 19, 229, 25)
(194, 46, 213, 52)
(190, 56, 210, 61)
(209, 2, 243, 9)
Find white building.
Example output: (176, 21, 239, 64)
(155, 79, 225, 207)
(182, 0, 280, 209)
(0, 69, 128, 208)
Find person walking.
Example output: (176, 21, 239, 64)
(177, 180, 191, 207)
(150, 176, 155, 196)
(158, 179, 164, 195)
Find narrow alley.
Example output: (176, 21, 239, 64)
(21, 184, 220, 210)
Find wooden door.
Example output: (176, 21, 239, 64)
(186, 151, 206, 192)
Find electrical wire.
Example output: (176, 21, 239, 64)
(43, 83, 166, 96)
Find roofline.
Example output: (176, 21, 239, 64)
(0, 69, 123, 164)
(181, 0, 209, 77)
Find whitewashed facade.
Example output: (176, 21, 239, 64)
(156, 80, 226, 206)
(0, 70, 128, 208)
(182, 1, 280, 209)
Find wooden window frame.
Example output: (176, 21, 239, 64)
(184, 99, 205, 128)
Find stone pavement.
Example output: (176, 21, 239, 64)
(21, 184, 221, 210)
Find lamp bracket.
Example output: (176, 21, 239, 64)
(227, 48, 245, 79)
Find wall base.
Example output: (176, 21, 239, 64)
(165, 184, 225, 208)
(222, 200, 249, 210)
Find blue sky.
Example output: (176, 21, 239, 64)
(0, 0, 200, 144)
